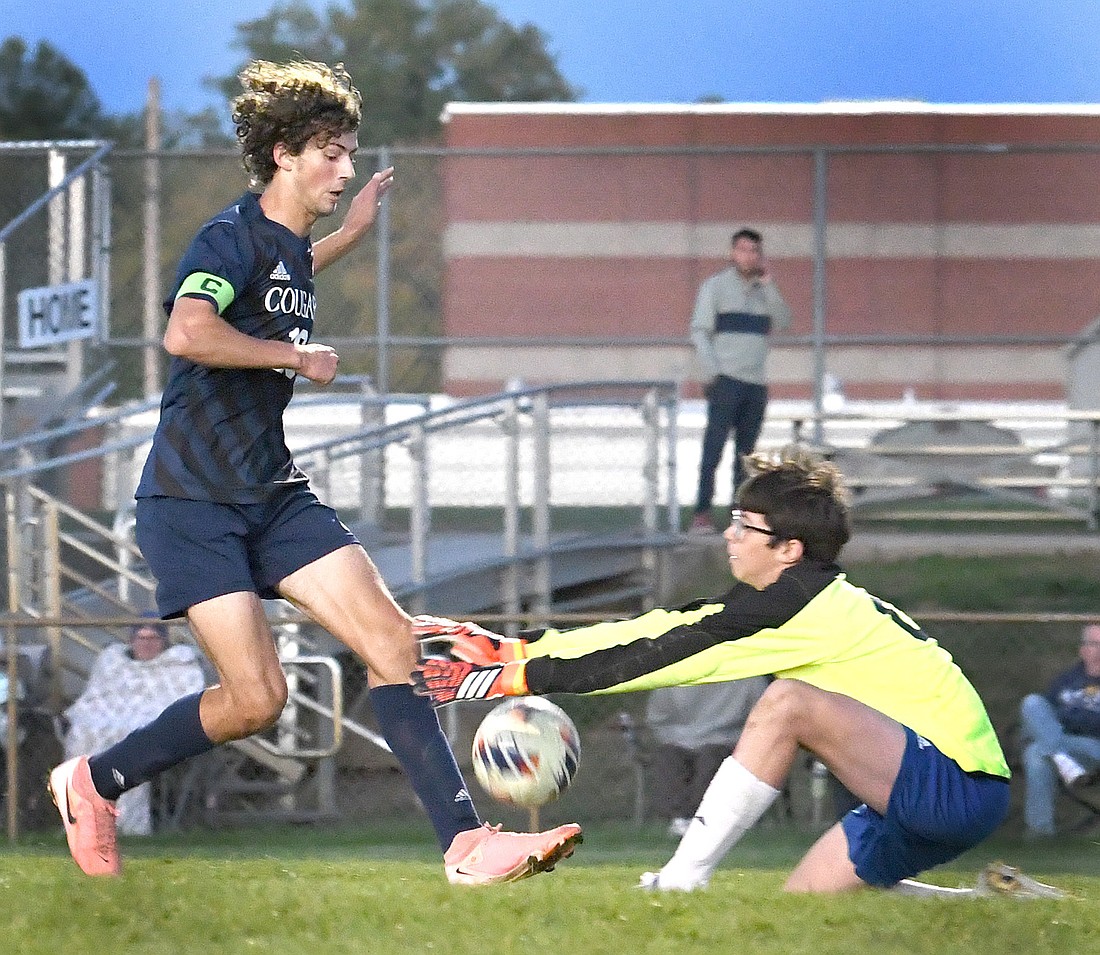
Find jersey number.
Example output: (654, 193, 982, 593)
(870, 595, 928, 641)
(282, 326, 310, 378)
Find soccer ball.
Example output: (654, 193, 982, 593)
(471, 697, 581, 808)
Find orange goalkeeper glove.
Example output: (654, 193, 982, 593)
(412, 614, 529, 665)
(411, 659, 529, 707)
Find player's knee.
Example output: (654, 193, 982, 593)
(232, 679, 289, 735)
(756, 677, 807, 712)
(752, 678, 816, 729)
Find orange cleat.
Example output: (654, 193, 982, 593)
(444, 822, 582, 886)
(48, 756, 121, 877)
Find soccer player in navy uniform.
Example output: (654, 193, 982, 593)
(413, 449, 1065, 898)
(49, 59, 580, 884)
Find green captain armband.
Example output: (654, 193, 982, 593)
(175, 272, 236, 314)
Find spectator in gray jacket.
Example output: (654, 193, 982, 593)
(646, 677, 770, 836)
(689, 228, 792, 535)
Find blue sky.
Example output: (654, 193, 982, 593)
(6, 0, 1100, 117)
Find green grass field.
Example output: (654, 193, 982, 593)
(2, 823, 1097, 955)
(6, 550, 1099, 953)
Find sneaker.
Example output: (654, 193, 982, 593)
(687, 513, 716, 535)
(1051, 752, 1088, 787)
(48, 755, 121, 877)
(444, 822, 582, 886)
(975, 862, 1071, 900)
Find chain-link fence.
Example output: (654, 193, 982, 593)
(8, 140, 1100, 415)
(103, 146, 444, 399)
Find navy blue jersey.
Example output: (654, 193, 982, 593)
(136, 192, 316, 503)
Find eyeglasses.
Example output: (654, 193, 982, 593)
(729, 510, 778, 540)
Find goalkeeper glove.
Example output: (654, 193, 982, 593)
(412, 614, 529, 666)
(411, 658, 529, 707)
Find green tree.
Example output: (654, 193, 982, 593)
(0, 37, 106, 139)
(220, 0, 578, 144)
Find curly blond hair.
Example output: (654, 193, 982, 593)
(232, 59, 362, 187)
(737, 446, 851, 561)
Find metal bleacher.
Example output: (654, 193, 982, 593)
(0, 378, 684, 829)
(7, 377, 1100, 831)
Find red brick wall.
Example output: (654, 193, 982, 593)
(441, 105, 1100, 400)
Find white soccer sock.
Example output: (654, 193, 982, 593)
(657, 756, 780, 890)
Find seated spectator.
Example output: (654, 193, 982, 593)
(64, 615, 205, 834)
(1019, 623, 1100, 837)
(646, 678, 769, 836)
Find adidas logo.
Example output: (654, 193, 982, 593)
(269, 260, 291, 281)
(454, 788, 472, 803)
(112, 768, 126, 788)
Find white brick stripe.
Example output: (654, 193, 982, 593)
(444, 222, 1100, 260)
(442, 344, 1067, 386)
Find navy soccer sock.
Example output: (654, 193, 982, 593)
(369, 683, 481, 851)
(88, 691, 215, 800)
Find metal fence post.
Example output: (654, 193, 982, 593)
(93, 160, 112, 346)
(664, 383, 680, 534)
(358, 378, 384, 527)
(1089, 415, 1099, 531)
(5, 485, 19, 843)
(41, 496, 63, 716)
(500, 397, 521, 637)
(531, 392, 551, 624)
(408, 422, 429, 614)
(640, 389, 660, 610)
(642, 388, 659, 536)
(811, 148, 828, 446)
(375, 146, 391, 395)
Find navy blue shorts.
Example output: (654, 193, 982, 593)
(135, 488, 358, 618)
(840, 727, 1010, 888)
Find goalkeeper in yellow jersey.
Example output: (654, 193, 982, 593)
(412, 448, 1046, 897)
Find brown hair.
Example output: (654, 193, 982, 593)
(232, 59, 362, 187)
(737, 447, 851, 562)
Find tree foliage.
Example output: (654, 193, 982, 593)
(220, 0, 578, 144)
(0, 37, 107, 140)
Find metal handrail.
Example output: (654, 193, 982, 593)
(0, 142, 113, 244)
(295, 378, 679, 461)
(0, 397, 160, 458)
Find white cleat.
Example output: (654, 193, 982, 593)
(975, 862, 1073, 900)
(637, 869, 708, 892)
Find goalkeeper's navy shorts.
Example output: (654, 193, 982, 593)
(136, 487, 358, 619)
(840, 726, 1010, 888)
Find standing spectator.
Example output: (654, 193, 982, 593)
(1019, 623, 1100, 837)
(689, 228, 792, 534)
(64, 616, 205, 834)
(646, 678, 770, 836)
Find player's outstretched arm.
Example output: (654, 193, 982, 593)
(313, 166, 395, 273)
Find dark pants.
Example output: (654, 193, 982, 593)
(695, 376, 768, 513)
(650, 743, 731, 819)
